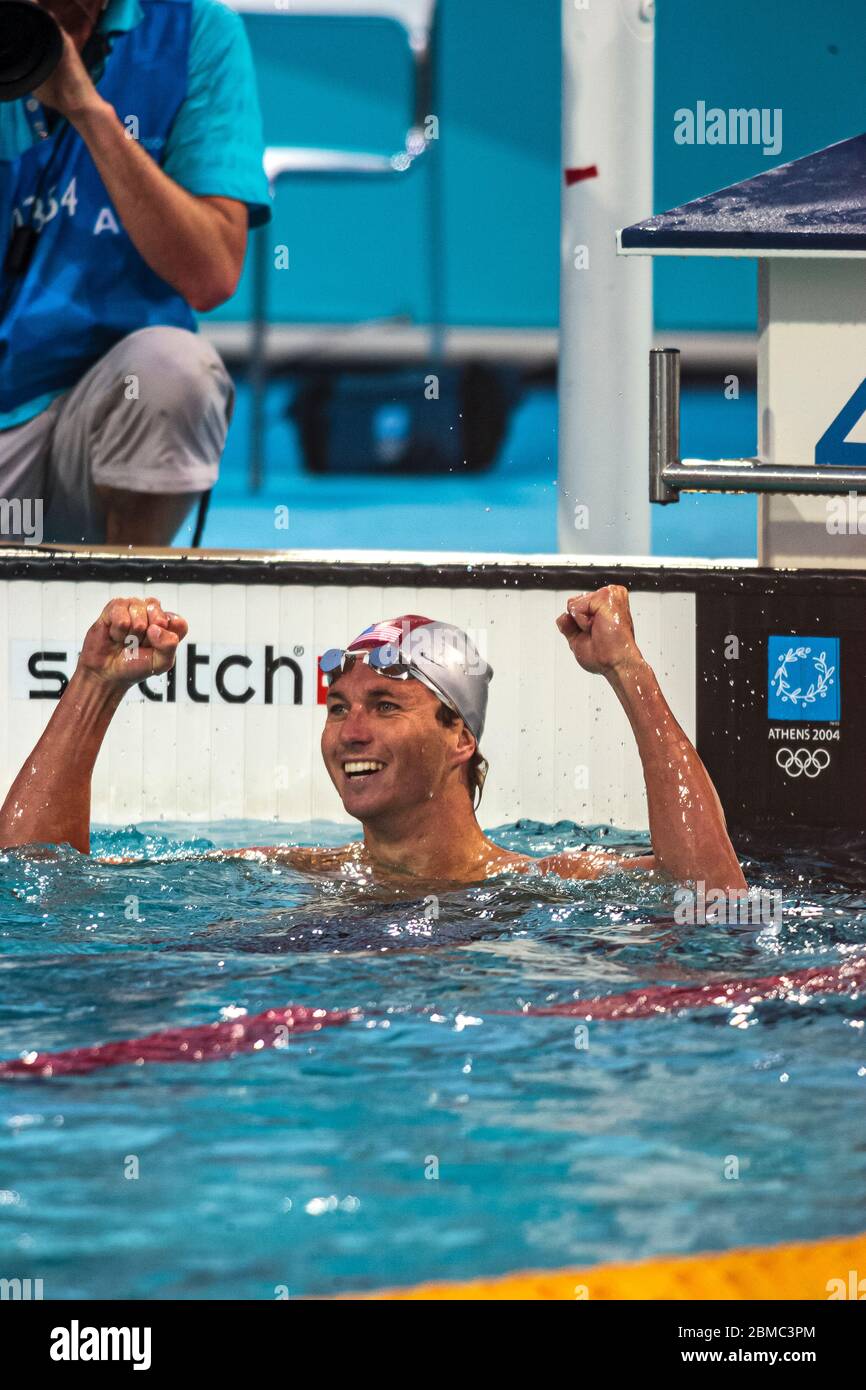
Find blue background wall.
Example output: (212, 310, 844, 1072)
(214, 0, 866, 333)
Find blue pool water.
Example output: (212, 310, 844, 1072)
(1, 820, 864, 1299)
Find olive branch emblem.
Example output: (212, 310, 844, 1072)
(770, 645, 835, 709)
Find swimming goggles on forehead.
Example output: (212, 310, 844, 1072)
(320, 644, 408, 677)
(319, 646, 458, 711)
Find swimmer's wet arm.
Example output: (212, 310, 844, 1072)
(208, 847, 305, 865)
(605, 659, 745, 891)
(0, 671, 124, 855)
(555, 585, 745, 892)
(0, 598, 187, 855)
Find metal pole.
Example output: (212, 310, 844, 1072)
(249, 223, 268, 494)
(424, 2, 445, 365)
(663, 460, 866, 496)
(649, 347, 680, 504)
(558, 0, 654, 554)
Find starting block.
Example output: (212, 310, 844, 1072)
(619, 132, 866, 568)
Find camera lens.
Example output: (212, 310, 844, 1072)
(0, 13, 44, 81)
(0, 3, 64, 100)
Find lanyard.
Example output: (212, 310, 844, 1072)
(3, 119, 71, 273)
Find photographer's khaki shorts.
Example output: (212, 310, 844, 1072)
(0, 326, 235, 544)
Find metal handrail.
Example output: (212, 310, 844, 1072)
(649, 348, 866, 502)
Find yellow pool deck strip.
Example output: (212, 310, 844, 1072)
(355, 1231, 866, 1300)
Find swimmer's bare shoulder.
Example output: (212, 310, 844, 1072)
(218, 843, 363, 876)
(457, 842, 657, 881)
(511, 848, 656, 880)
(98, 844, 358, 875)
(100, 843, 654, 883)
(212, 843, 655, 881)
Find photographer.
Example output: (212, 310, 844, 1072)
(0, 0, 271, 545)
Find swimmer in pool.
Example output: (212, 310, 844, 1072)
(0, 588, 745, 891)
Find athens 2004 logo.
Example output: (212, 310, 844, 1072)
(767, 635, 840, 723)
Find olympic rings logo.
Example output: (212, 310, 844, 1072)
(775, 747, 831, 779)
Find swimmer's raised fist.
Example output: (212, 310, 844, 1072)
(79, 597, 189, 688)
(556, 585, 642, 677)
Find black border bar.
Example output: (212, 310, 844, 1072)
(3, 549, 866, 596)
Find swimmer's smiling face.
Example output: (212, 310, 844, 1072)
(321, 660, 472, 823)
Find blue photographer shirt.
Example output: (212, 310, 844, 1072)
(0, 0, 272, 429)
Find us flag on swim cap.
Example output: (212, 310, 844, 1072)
(347, 615, 433, 652)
